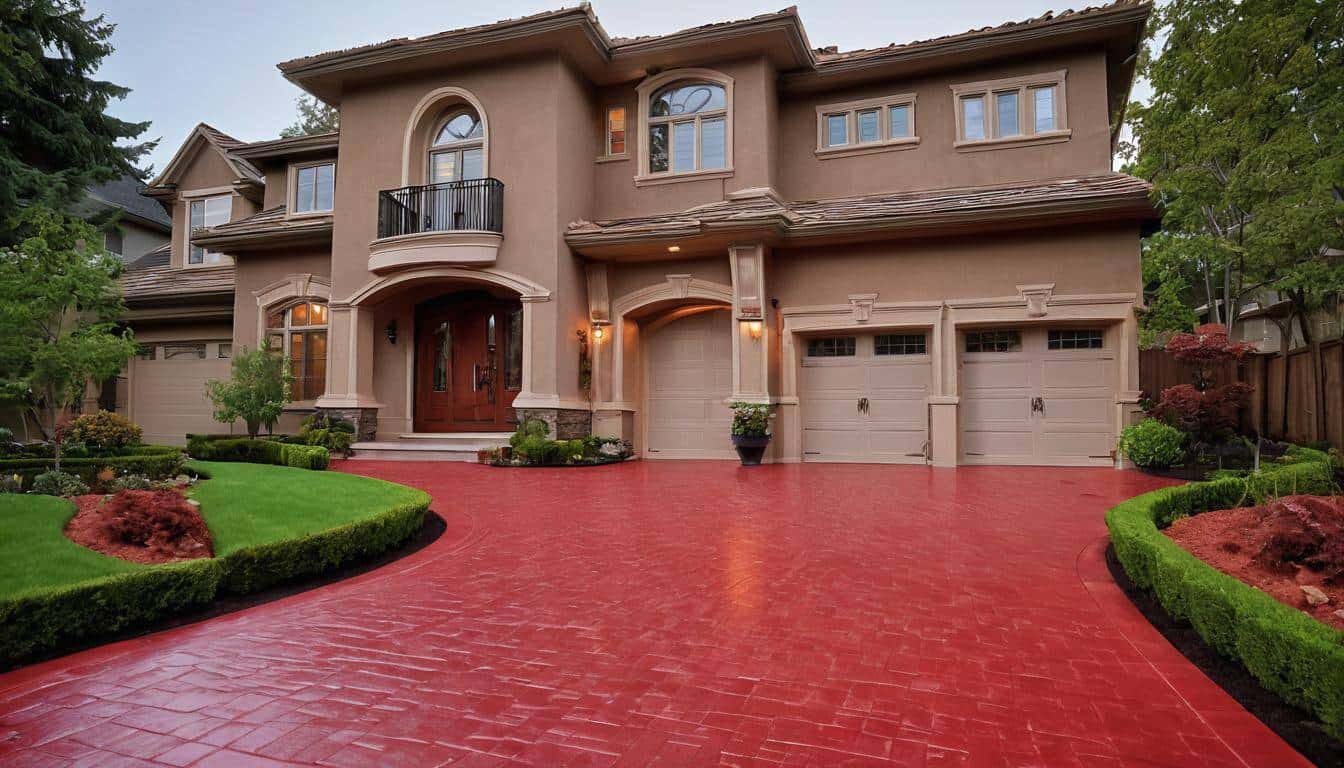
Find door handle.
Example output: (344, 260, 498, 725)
(857, 397, 870, 414)
(1031, 396, 1045, 415)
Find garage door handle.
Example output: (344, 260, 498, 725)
(857, 397, 869, 414)
(1031, 396, 1045, 415)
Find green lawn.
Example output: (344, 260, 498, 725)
(0, 460, 428, 600)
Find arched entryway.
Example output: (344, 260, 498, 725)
(413, 291, 522, 432)
(642, 306, 735, 460)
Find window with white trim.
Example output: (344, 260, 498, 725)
(266, 300, 328, 401)
(294, 162, 335, 213)
(647, 82, 727, 175)
(951, 70, 1067, 148)
(188, 195, 230, 264)
(816, 93, 918, 154)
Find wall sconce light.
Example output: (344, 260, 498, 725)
(385, 320, 397, 345)
(667, 245, 681, 253)
(592, 325, 606, 342)
(745, 319, 763, 340)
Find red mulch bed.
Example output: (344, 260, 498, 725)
(64, 489, 214, 565)
(1165, 495, 1344, 631)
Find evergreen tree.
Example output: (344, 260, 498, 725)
(0, 0, 154, 244)
(279, 93, 338, 138)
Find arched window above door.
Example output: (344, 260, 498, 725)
(429, 108, 485, 183)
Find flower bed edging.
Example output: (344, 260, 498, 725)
(1105, 447, 1344, 740)
(0, 478, 429, 669)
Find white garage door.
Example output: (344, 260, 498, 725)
(800, 332, 931, 463)
(644, 308, 735, 459)
(961, 328, 1116, 466)
(130, 341, 232, 446)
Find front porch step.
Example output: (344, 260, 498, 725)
(349, 432, 511, 462)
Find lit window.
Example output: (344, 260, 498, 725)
(606, 107, 626, 155)
(188, 195, 231, 264)
(265, 301, 329, 401)
(874, 334, 926, 355)
(295, 163, 335, 213)
(1047, 329, 1103, 350)
(806, 337, 857, 357)
(648, 82, 727, 174)
(965, 330, 1021, 353)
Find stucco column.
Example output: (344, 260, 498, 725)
(929, 304, 959, 467)
(315, 304, 381, 440)
(729, 242, 771, 403)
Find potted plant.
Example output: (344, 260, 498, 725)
(730, 402, 771, 466)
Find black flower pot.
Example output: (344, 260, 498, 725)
(732, 434, 770, 466)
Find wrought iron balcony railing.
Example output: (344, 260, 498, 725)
(377, 178, 504, 239)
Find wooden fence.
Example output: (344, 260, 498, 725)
(1140, 341, 1344, 450)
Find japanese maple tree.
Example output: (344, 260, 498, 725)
(1148, 324, 1255, 447)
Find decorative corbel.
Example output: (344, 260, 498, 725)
(849, 293, 878, 323)
(1017, 283, 1055, 318)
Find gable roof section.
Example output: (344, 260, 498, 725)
(120, 263, 235, 303)
(144, 123, 263, 196)
(565, 173, 1156, 251)
(85, 176, 172, 230)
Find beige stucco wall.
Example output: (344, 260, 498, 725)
(231, 249, 333, 353)
(165, 143, 255, 269)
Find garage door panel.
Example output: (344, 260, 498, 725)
(1041, 396, 1111, 426)
(963, 429, 1034, 461)
(802, 364, 865, 393)
(804, 429, 870, 460)
(645, 309, 734, 459)
(1041, 357, 1113, 387)
(1038, 431, 1113, 463)
(133, 355, 231, 447)
(963, 360, 1030, 390)
(868, 428, 926, 460)
(962, 395, 1030, 429)
(866, 360, 931, 391)
(803, 398, 863, 429)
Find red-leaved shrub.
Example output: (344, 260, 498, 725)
(99, 490, 213, 559)
(1149, 323, 1256, 446)
(1252, 496, 1344, 583)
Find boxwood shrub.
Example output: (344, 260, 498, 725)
(187, 435, 328, 470)
(1106, 447, 1344, 739)
(0, 444, 184, 487)
(0, 489, 428, 669)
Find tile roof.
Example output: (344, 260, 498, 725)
(125, 242, 172, 271)
(191, 205, 333, 249)
(120, 263, 235, 302)
(146, 123, 262, 191)
(86, 176, 171, 229)
(231, 132, 340, 160)
(566, 173, 1155, 245)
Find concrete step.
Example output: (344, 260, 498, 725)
(349, 432, 511, 462)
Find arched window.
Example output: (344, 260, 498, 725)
(266, 300, 328, 401)
(647, 82, 727, 174)
(428, 109, 485, 183)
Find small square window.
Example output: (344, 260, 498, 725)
(807, 337, 856, 357)
(1047, 329, 1104, 350)
(965, 330, 1021, 353)
(826, 113, 848, 147)
(874, 334, 926, 355)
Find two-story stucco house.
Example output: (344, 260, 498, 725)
(118, 0, 1158, 465)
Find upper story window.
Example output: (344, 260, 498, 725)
(188, 194, 230, 265)
(266, 300, 328, 401)
(605, 107, 626, 156)
(951, 70, 1068, 150)
(429, 109, 485, 183)
(648, 82, 727, 174)
(103, 228, 123, 256)
(294, 162, 335, 214)
(815, 93, 919, 157)
(635, 70, 733, 184)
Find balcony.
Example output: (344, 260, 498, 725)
(369, 178, 504, 273)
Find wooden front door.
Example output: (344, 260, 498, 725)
(414, 294, 522, 433)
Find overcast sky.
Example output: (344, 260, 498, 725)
(88, 0, 1154, 173)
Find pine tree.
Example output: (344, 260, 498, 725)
(0, 0, 154, 244)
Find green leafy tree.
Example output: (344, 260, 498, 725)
(1137, 234, 1199, 348)
(279, 93, 338, 138)
(1126, 0, 1344, 435)
(204, 348, 293, 438)
(0, 205, 138, 469)
(0, 0, 154, 244)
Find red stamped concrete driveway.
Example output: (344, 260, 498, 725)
(0, 462, 1310, 767)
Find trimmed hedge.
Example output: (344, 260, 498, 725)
(0, 445, 184, 487)
(0, 484, 428, 668)
(1106, 447, 1344, 739)
(187, 435, 329, 470)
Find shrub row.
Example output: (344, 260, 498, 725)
(0, 445, 184, 487)
(1106, 447, 1344, 739)
(0, 489, 429, 669)
(187, 435, 329, 470)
